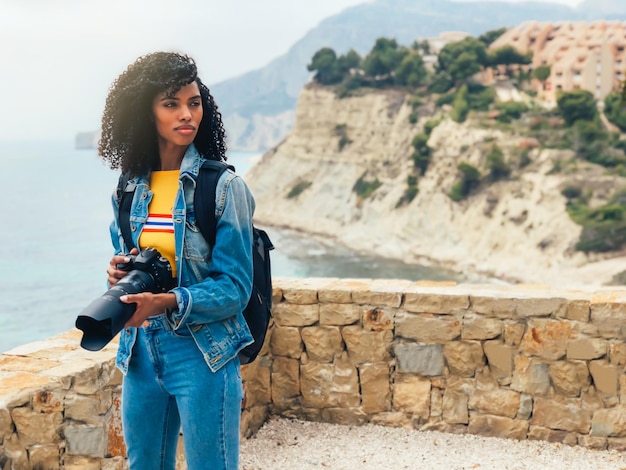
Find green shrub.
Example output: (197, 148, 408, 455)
(287, 181, 312, 199)
(561, 186, 582, 200)
(335, 124, 352, 151)
(568, 190, 626, 252)
(485, 145, 511, 181)
(451, 85, 470, 123)
(495, 101, 529, 122)
(449, 162, 481, 201)
(408, 112, 418, 124)
(423, 118, 441, 136)
(353, 173, 382, 199)
(411, 132, 431, 175)
(396, 183, 419, 208)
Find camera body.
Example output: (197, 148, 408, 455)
(76, 248, 174, 351)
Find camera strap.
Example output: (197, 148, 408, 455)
(117, 173, 137, 251)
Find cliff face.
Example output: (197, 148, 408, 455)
(246, 85, 626, 287)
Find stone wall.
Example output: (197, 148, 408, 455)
(2, 278, 626, 468)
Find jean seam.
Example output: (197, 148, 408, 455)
(158, 397, 174, 470)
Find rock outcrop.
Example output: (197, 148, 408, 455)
(246, 85, 626, 287)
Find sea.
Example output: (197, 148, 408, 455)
(0, 140, 463, 353)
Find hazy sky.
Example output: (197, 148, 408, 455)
(1, 0, 584, 142)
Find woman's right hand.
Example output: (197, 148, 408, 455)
(107, 248, 139, 286)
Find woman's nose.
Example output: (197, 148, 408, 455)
(180, 106, 192, 120)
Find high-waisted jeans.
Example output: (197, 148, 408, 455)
(121, 315, 243, 470)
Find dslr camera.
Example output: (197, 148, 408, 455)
(76, 248, 173, 351)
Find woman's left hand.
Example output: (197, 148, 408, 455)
(121, 292, 177, 328)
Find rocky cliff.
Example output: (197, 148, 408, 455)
(246, 85, 626, 287)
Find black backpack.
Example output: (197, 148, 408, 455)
(117, 160, 274, 364)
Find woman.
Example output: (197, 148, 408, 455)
(99, 52, 254, 470)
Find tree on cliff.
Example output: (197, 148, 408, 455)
(394, 52, 428, 87)
(437, 37, 488, 83)
(487, 45, 532, 78)
(556, 89, 597, 126)
(604, 91, 626, 132)
(308, 48, 362, 85)
(362, 38, 409, 81)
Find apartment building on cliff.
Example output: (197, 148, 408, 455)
(489, 21, 626, 104)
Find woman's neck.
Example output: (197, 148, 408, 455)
(157, 142, 188, 170)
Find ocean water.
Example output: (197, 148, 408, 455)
(0, 140, 461, 353)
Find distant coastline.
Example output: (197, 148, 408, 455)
(75, 130, 100, 149)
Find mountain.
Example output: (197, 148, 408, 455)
(212, 0, 624, 151)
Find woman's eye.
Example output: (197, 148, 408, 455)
(190, 101, 201, 107)
(163, 101, 176, 108)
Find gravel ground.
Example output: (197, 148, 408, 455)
(240, 418, 626, 470)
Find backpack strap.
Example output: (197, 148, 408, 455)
(117, 173, 137, 251)
(195, 160, 235, 247)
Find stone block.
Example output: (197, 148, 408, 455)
(567, 338, 607, 361)
(468, 414, 528, 440)
(359, 363, 390, 414)
(272, 302, 319, 327)
(0, 407, 12, 441)
(64, 395, 102, 425)
(511, 356, 551, 395)
(279, 278, 337, 304)
(301, 355, 359, 409)
(242, 359, 271, 408)
(503, 322, 525, 347)
(517, 394, 533, 420)
(319, 303, 361, 326)
(394, 343, 444, 376)
(430, 388, 443, 419)
(318, 279, 368, 304)
(271, 357, 300, 403)
(321, 407, 368, 426)
(609, 342, 626, 367)
(64, 424, 107, 457)
(352, 285, 404, 307)
(531, 397, 591, 433)
(528, 426, 577, 445)
(12, 407, 62, 446)
(363, 308, 395, 331)
(270, 326, 303, 358)
(62, 456, 101, 470)
(608, 437, 626, 451)
(469, 387, 520, 419)
(578, 434, 608, 449)
(33, 390, 64, 413)
(590, 292, 626, 339)
(392, 375, 431, 418)
(3, 432, 29, 468)
(106, 395, 125, 459)
(396, 312, 461, 342)
(566, 299, 590, 322)
(28, 444, 60, 470)
(342, 326, 392, 364)
(403, 291, 469, 314)
(519, 319, 572, 361)
(589, 360, 619, 396)
(548, 361, 590, 397)
(443, 390, 468, 424)
(443, 341, 484, 377)
(483, 341, 514, 378)
(461, 315, 502, 340)
(369, 412, 412, 429)
(301, 326, 343, 363)
(591, 406, 626, 438)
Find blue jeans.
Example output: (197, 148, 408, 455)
(121, 315, 243, 470)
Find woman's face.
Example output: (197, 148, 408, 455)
(152, 81, 203, 152)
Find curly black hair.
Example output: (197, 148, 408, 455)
(98, 52, 227, 176)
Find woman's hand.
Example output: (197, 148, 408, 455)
(121, 293, 178, 328)
(107, 248, 139, 286)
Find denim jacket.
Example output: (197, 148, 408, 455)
(110, 144, 255, 373)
